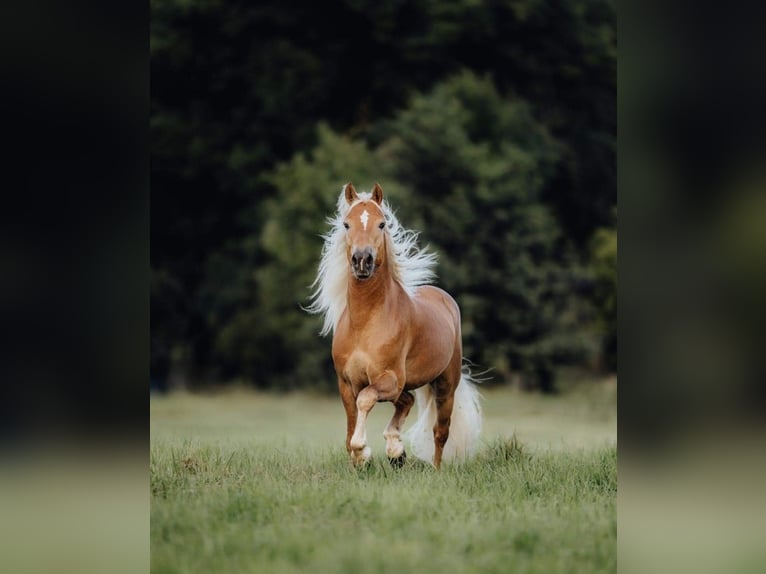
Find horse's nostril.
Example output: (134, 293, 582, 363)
(352, 250, 374, 272)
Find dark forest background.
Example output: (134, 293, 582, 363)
(150, 0, 616, 393)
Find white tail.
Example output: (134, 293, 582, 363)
(404, 371, 483, 464)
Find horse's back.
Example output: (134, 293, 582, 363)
(414, 285, 461, 328)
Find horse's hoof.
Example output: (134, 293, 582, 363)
(389, 450, 407, 468)
(350, 445, 372, 468)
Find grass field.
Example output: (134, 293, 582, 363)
(151, 377, 616, 573)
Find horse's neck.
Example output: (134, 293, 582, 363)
(346, 264, 403, 330)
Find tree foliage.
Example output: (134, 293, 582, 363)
(379, 73, 593, 389)
(238, 126, 384, 389)
(151, 0, 616, 391)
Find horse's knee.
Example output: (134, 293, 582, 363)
(356, 386, 378, 411)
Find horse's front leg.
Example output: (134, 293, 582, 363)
(338, 377, 357, 456)
(349, 385, 378, 466)
(348, 370, 400, 467)
(383, 390, 414, 467)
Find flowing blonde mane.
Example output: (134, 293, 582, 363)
(306, 185, 438, 336)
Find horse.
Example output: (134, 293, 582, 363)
(307, 183, 482, 468)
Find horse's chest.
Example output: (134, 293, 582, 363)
(343, 350, 373, 385)
(336, 333, 402, 386)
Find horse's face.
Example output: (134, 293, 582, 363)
(343, 183, 387, 281)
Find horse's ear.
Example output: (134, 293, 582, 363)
(344, 183, 358, 204)
(371, 183, 384, 205)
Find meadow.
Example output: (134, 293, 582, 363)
(151, 376, 616, 573)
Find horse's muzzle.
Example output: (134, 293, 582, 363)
(351, 247, 375, 279)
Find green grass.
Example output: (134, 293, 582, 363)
(151, 380, 616, 573)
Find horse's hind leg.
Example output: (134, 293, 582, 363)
(383, 391, 414, 467)
(432, 391, 454, 469)
(431, 363, 461, 468)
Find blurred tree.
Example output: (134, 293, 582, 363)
(150, 0, 615, 389)
(231, 125, 396, 389)
(378, 72, 592, 391)
(238, 74, 595, 391)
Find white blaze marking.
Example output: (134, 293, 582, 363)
(360, 209, 369, 230)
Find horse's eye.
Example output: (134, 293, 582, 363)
(343, 222, 350, 230)
(379, 221, 385, 229)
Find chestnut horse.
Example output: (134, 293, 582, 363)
(308, 183, 482, 468)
